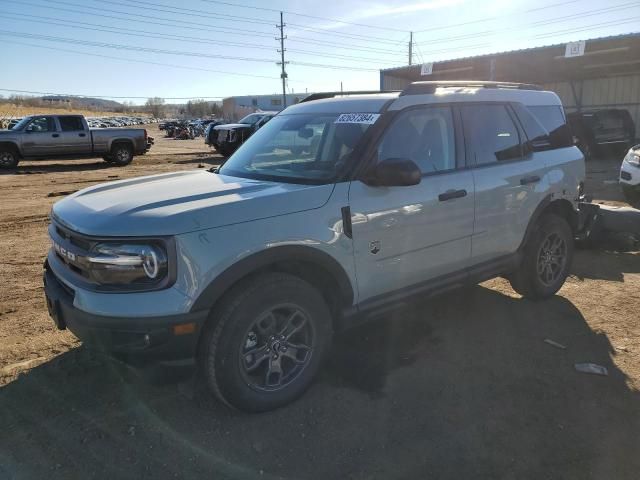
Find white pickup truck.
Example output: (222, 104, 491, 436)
(0, 114, 150, 168)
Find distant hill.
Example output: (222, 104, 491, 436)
(40, 96, 124, 110)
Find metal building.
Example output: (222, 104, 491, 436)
(380, 33, 640, 136)
(222, 93, 307, 122)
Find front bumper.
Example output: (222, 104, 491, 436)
(43, 262, 208, 361)
(620, 160, 640, 187)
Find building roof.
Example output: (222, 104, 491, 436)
(382, 32, 640, 84)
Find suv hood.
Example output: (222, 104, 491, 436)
(52, 170, 334, 236)
(215, 123, 252, 130)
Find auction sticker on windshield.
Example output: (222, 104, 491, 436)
(335, 113, 381, 125)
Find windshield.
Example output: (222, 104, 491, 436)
(238, 114, 265, 125)
(219, 112, 375, 183)
(11, 117, 31, 130)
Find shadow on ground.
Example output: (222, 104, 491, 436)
(1, 289, 639, 479)
(0, 161, 116, 175)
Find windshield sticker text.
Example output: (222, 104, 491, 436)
(334, 113, 380, 125)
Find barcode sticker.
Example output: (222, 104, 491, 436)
(334, 113, 380, 125)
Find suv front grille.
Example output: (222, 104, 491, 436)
(50, 221, 95, 281)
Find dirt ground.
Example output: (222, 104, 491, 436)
(0, 126, 639, 479)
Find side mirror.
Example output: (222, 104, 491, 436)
(364, 158, 421, 187)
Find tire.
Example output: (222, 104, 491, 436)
(0, 146, 19, 169)
(622, 184, 640, 208)
(509, 213, 574, 300)
(219, 145, 233, 157)
(110, 143, 133, 166)
(103, 156, 113, 163)
(198, 273, 332, 412)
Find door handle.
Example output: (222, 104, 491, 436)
(79, 133, 86, 137)
(438, 189, 467, 202)
(520, 175, 541, 185)
(52, 134, 60, 138)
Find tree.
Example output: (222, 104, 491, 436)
(145, 97, 166, 118)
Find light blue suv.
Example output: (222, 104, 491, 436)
(44, 82, 586, 411)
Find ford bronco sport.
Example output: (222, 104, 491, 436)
(44, 81, 586, 412)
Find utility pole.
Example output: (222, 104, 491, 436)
(408, 31, 413, 66)
(276, 12, 289, 109)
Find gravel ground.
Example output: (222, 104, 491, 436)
(0, 127, 638, 479)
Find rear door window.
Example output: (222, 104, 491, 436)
(59, 116, 85, 132)
(461, 105, 523, 165)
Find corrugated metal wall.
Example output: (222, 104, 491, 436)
(542, 74, 640, 138)
(381, 74, 413, 91)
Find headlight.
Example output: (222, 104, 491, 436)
(625, 151, 640, 167)
(88, 242, 169, 288)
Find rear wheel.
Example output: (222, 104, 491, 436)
(110, 143, 133, 166)
(0, 146, 19, 168)
(198, 273, 332, 412)
(509, 213, 574, 300)
(622, 184, 640, 208)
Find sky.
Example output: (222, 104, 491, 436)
(1, 0, 639, 104)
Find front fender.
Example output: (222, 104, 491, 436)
(189, 244, 354, 313)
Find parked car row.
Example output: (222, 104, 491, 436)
(2, 116, 154, 130)
(86, 116, 153, 128)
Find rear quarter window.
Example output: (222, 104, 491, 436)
(517, 105, 573, 149)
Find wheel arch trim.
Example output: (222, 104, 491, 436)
(190, 245, 355, 314)
(519, 195, 577, 251)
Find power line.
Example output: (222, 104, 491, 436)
(13, 0, 278, 37)
(415, 1, 640, 46)
(0, 30, 386, 71)
(0, 12, 401, 65)
(0, 88, 224, 100)
(0, 39, 293, 81)
(534, 15, 640, 39)
(413, 0, 583, 33)
(56, 0, 406, 45)
(197, 0, 408, 32)
(94, 0, 275, 27)
(15, 0, 408, 51)
(8, 0, 277, 39)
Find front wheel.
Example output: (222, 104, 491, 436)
(509, 213, 574, 300)
(198, 273, 332, 412)
(0, 147, 19, 168)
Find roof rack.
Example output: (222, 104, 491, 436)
(400, 81, 542, 96)
(299, 90, 400, 103)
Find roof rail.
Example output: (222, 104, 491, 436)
(299, 90, 400, 103)
(400, 81, 542, 96)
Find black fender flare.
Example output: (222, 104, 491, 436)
(190, 245, 355, 313)
(518, 195, 577, 251)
